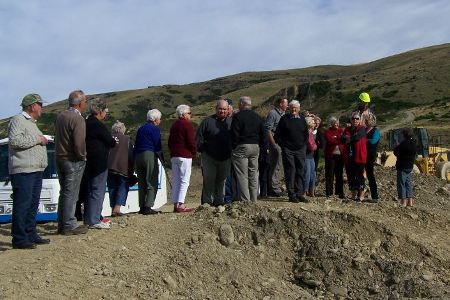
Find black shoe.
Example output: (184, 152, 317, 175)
(34, 238, 50, 245)
(289, 197, 300, 203)
(141, 207, 160, 215)
(12, 243, 36, 250)
(62, 225, 88, 235)
(268, 191, 282, 198)
(298, 195, 310, 203)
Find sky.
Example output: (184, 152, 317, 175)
(0, 0, 449, 119)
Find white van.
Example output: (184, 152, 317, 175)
(0, 136, 167, 223)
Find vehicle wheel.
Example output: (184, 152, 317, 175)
(436, 161, 450, 181)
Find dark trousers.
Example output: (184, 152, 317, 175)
(281, 147, 306, 199)
(325, 155, 344, 198)
(135, 151, 159, 208)
(347, 160, 365, 191)
(10, 172, 43, 246)
(258, 159, 270, 197)
(365, 156, 378, 199)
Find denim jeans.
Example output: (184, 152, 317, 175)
(84, 169, 108, 225)
(107, 172, 129, 207)
(57, 160, 86, 232)
(397, 168, 413, 199)
(304, 158, 316, 193)
(10, 172, 43, 246)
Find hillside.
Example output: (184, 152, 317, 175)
(1, 43, 449, 145)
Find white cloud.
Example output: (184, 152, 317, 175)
(0, 0, 449, 118)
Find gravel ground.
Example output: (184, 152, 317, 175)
(0, 166, 449, 299)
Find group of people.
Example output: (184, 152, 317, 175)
(7, 90, 417, 250)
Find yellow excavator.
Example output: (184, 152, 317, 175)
(380, 127, 450, 181)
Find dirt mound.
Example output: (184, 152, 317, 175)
(0, 166, 449, 299)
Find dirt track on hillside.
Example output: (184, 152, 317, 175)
(0, 166, 449, 299)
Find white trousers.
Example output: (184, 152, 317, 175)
(170, 157, 192, 204)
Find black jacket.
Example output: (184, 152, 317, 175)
(275, 114, 308, 151)
(394, 138, 416, 170)
(85, 115, 116, 176)
(196, 115, 232, 161)
(231, 109, 265, 149)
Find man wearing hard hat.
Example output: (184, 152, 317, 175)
(355, 92, 375, 125)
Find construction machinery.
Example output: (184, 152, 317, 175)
(379, 127, 450, 181)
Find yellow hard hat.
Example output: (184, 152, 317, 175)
(359, 92, 370, 103)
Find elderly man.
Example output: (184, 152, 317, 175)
(231, 96, 265, 202)
(275, 100, 309, 203)
(264, 97, 288, 197)
(8, 94, 49, 249)
(196, 99, 232, 205)
(55, 90, 89, 235)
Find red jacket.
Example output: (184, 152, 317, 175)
(343, 125, 367, 164)
(168, 119, 197, 158)
(324, 127, 346, 159)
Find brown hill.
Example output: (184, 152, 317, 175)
(1, 43, 449, 145)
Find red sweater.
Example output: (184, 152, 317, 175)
(343, 125, 367, 164)
(324, 127, 346, 159)
(168, 118, 197, 158)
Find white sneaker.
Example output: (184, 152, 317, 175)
(89, 222, 111, 229)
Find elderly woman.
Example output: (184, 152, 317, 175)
(275, 100, 309, 203)
(313, 115, 324, 173)
(365, 114, 380, 201)
(168, 104, 196, 212)
(107, 121, 134, 216)
(84, 99, 117, 229)
(324, 116, 346, 199)
(342, 112, 367, 201)
(304, 116, 317, 197)
(134, 109, 163, 215)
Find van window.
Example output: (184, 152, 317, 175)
(0, 142, 58, 181)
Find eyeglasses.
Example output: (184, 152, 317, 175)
(352, 117, 360, 120)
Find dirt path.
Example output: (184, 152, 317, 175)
(379, 109, 416, 133)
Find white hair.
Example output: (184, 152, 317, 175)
(176, 104, 190, 118)
(111, 120, 126, 134)
(328, 116, 339, 127)
(305, 116, 315, 128)
(239, 96, 251, 108)
(147, 109, 162, 122)
(289, 100, 300, 107)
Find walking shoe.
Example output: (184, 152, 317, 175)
(33, 238, 50, 245)
(288, 197, 300, 203)
(268, 191, 283, 198)
(62, 225, 89, 235)
(12, 242, 36, 250)
(174, 203, 194, 213)
(101, 217, 111, 224)
(141, 207, 160, 215)
(298, 195, 310, 203)
(89, 222, 111, 229)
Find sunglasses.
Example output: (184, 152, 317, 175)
(352, 117, 360, 120)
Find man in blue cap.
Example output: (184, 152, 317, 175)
(8, 94, 49, 249)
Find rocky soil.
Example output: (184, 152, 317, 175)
(0, 166, 449, 299)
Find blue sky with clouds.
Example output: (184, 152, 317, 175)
(0, 0, 449, 118)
